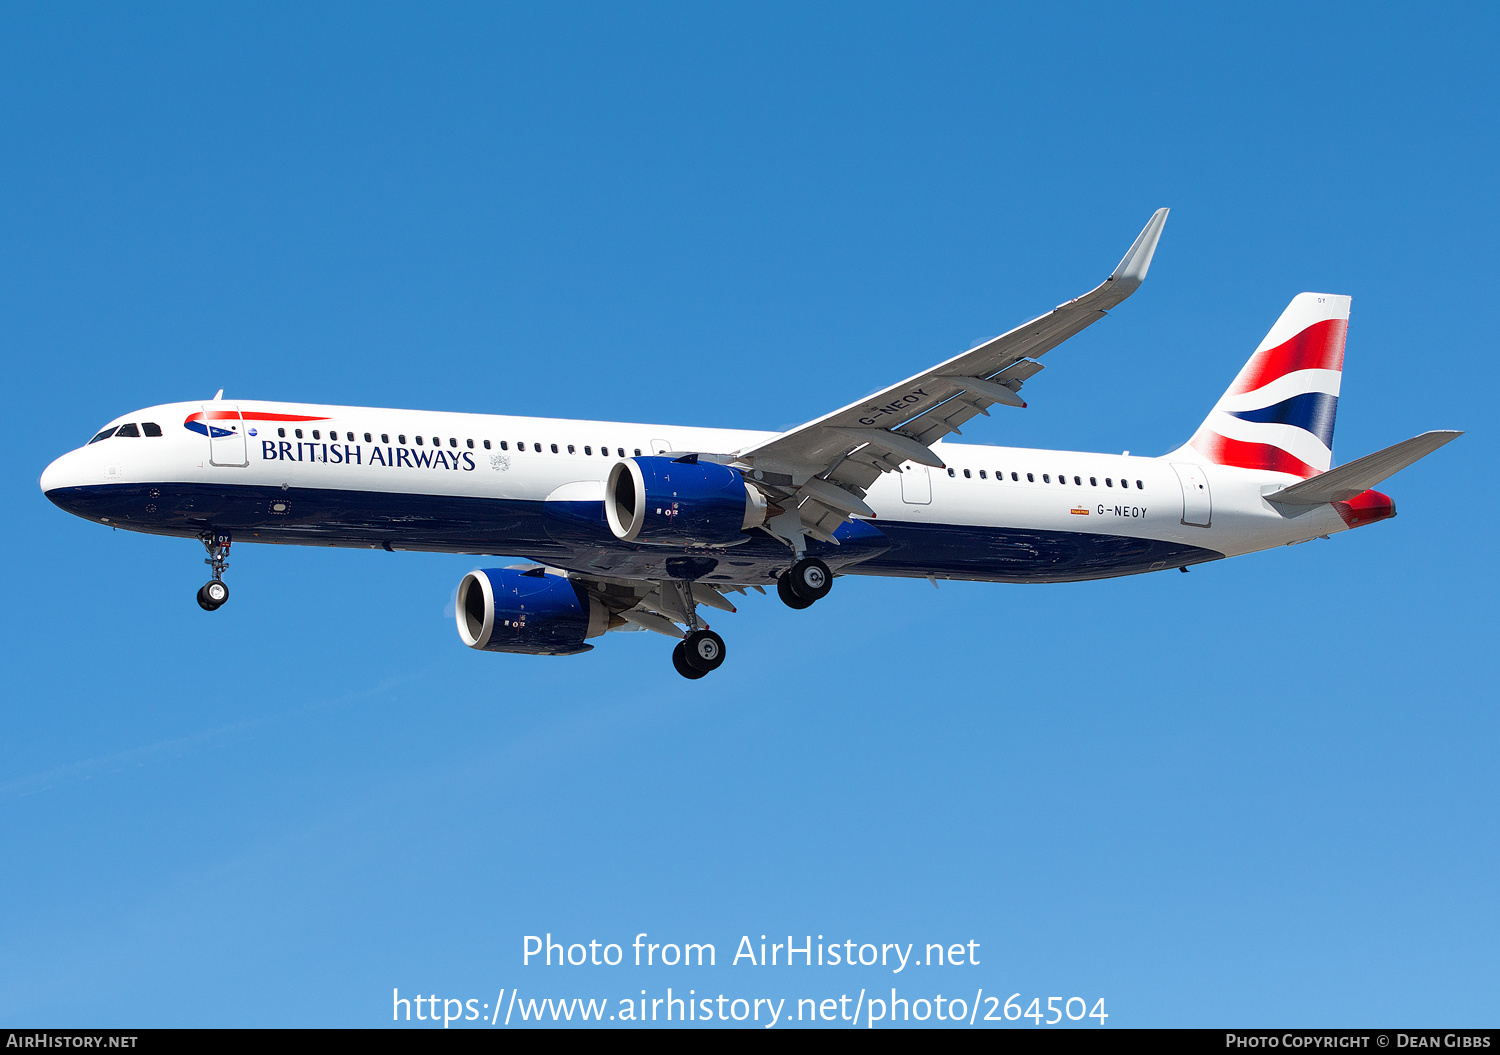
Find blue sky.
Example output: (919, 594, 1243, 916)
(1, 3, 1495, 1028)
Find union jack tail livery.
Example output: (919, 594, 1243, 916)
(1179, 293, 1350, 479)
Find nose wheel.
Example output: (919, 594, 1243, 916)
(197, 580, 229, 611)
(778, 557, 832, 609)
(197, 531, 231, 611)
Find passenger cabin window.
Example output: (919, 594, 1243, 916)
(1136, 480, 1144, 489)
(142, 422, 162, 437)
(947, 468, 955, 477)
(1090, 477, 1097, 486)
(1026, 473, 1034, 482)
(398, 435, 405, 444)
(450, 438, 457, 448)
(88, 427, 117, 444)
(466, 439, 474, 449)
(364, 433, 372, 442)
(1011, 472, 1018, 481)
(617, 447, 625, 457)
(381, 433, 390, 444)
(1042, 474, 1050, 483)
(415, 435, 423, 445)
(634, 448, 642, 456)
(1074, 476, 1081, 485)
(551, 444, 559, 453)
(1106, 478, 1113, 486)
(567, 444, 575, 454)
(534, 443, 542, 452)
(584, 445, 592, 455)
(483, 440, 491, 449)
(295, 429, 304, 439)
(277, 428, 286, 438)
(979, 470, 986, 479)
(963, 469, 971, 478)
(313, 430, 321, 440)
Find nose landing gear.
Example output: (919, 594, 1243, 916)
(197, 580, 229, 610)
(197, 531, 231, 611)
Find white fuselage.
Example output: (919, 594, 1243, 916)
(41, 398, 1354, 586)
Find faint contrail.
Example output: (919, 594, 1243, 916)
(0, 674, 422, 801)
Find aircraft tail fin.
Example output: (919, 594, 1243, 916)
(1172, 293, 1351, 479)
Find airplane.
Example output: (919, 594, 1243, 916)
(39, 209, 1461, 679)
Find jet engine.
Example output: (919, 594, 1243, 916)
(604, 456, 766, 547)
(455, 567, 608, 656)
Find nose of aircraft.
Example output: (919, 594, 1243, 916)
(40, 448, 88, 500)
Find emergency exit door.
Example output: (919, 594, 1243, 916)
(901, 465, 932, 504)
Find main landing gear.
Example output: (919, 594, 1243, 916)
(664, 580, 727, 680)
(197, 531, 231, 612)
(663, 556, 828, 679)
(672, 629, 726, 680)
(777, 557, 832, 610)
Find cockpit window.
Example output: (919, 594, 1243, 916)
(115, 423, 140, 437)
(142, 422, 162, 437)
(88, 427, 117, 444)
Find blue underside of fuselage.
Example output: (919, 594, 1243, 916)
(43, 482, 1223, 584)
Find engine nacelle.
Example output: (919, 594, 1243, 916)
(455, 567, 607, 656)
(604, 456, 766, 547)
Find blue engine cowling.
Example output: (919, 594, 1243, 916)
(604, 456, 766, 547)
(455, 567, 608, 656)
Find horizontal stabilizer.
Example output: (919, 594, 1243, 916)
(1266, 430, 1462, 506)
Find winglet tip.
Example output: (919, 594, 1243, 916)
(1109, 207, 1170, 289)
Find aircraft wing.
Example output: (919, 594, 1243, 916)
(733, 208, 1170, 543)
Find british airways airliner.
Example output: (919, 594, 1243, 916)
(40, 210, 1460, 678)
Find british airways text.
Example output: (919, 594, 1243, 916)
(261, 441, 476, 471)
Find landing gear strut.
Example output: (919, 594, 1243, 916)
(664, 581, 728, 679)
(197, 531, 231, 611)
(778, 557, 832, 609)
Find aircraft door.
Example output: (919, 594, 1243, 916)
(901, 465, 932, 504)
(203, 404, 249, 467)
(1171, 462, 1211, 527)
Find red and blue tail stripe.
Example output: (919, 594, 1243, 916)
(1180, 293, 1351, 479)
